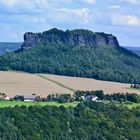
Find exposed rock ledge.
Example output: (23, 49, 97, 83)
(21, 28, 120, 49)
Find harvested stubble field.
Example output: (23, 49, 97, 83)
(39, 74, 140, 95)
(0, 71, 140, 97)
(0, 71, 73, 97)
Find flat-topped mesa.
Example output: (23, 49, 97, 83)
(21, 28, 120, 49)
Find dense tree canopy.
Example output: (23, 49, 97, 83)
(0, 41, 140, 84)
(0, 102, 140, 140)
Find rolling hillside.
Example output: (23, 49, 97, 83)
(0, 29, 140, 84)
(0, 42, 21, 55)
(0, 71, 140, 97)
(123, 46, 140, 56)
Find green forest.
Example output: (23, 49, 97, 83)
(0, 41, 140, 84)
(0, 101, 139, 140)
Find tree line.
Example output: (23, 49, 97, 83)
(44, 90, 140, 103)
(74, 90, 140, 103)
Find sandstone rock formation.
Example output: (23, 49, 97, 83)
(21, 28, 119, 49)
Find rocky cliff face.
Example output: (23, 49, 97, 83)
(21, 28, 119, 49)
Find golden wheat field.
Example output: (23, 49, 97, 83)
(0, 71, 140, 97)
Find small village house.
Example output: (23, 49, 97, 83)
(0, 93, 10, 101)
(81, 95, 98, 101)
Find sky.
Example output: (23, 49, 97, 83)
(0, 0, 140, 47)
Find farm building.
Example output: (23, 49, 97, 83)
(24, 95, 37, 102)
(14, 94, 39, 102)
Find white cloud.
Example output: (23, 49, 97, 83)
(55, 8, 90, 24)
(1, 0, 48, 8)
(112, 15, 140, 26)
(108, 5, 120, 9)
(117, 0, 140, 4)
(1, 0, 22, 7)
(127, 0, 140, 4)
(82, 0, 96, 4)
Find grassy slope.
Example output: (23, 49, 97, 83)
(116, 101, 140, 109)
(125, 102, 140, 109)
(0, 100, 139, 109)
(0, 101, 79, 108)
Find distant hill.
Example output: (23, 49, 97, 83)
(0, 42, 21, 55)
(0, 28, 140, 84)
(123, 46, 140, 56)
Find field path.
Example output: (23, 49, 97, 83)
(37, 74, 75, 92)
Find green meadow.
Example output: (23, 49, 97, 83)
(0, 101, 79, 108)
(123, 102, 140, 109)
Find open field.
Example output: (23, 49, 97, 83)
(0, 71, 73, 97)
(39, 74, 140, 95)
(0, 101, 79, 108)
(1, 100, 139, 109)
(0, 71, 140, 97)
(117, 101, 140, 109)
(124, 102, 140, 109)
